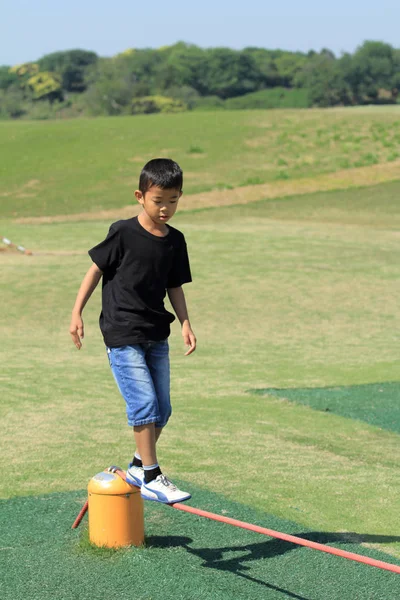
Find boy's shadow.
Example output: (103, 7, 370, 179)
(146, 531, 400, 600)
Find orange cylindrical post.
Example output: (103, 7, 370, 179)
(88, 471, 144, 548)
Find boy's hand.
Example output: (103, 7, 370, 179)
(182, 322, 196, 356)
(70, 313, 84, 350)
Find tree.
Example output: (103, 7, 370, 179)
(198, 47, 261, 98)
(242, 48, 281, 87)
(391, 49, 400, 97)
(38, 49, 98, 92)
(349, 41, 396, 103)
(116, 48, 163, 94)
(7, 62, 62, 103)
(27, 72, 63, 101)
(0, 87, 26, 118)
(153, 43, 209, 93)
(9, 63, 39, 77)
(82, 57, 137, 115)
(297, 53, 352, 107)
(274, 52, 309, 87)
(0, 66, 19, 90)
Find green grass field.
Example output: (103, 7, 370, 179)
(1, 109, 400, 599)
(1, 106, 400, 218)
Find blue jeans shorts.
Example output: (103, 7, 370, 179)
(106, 340, 171, 428)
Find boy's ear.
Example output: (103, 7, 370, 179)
(135, 190, 144, 205)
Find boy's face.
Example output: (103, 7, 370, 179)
(135, 186, 182, 225)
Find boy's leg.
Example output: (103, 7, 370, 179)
(146, 340, 172, 430)
(133, 341, 170, 480)
(133, 423, 163, 484)
(110, 342, 190, 503)
(133, 423, 157, 465)
(131, 427, 163, 464)
(107, 344, 161, 486)
(139, 340, 191, 503)
(128, 425, 164, 488)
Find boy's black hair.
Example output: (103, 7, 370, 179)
(139, 158, 183, 194)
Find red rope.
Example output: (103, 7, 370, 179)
(72, 500, 88, 529)
(170, 503, 400, 575)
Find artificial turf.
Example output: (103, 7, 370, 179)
(256, 382, 400, 434)
(1, 481, 399, 600)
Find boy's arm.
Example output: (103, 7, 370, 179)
(167, 286, 196, 356)
(70, 263, 103, 349)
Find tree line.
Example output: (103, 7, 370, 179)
(1, 41, 399, 119)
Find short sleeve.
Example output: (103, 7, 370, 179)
(88, 223, 122, 272)
(167, 239, 192, 288)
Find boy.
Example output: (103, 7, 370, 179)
(69, 158, 196, 504)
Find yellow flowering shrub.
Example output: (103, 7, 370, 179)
(9, 63, 39, 77)
(27, 72, 62, 99)
(131, 95, 187, 114)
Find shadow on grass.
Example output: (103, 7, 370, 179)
(146, 532, 400, 599)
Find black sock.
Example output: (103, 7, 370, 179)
(144, 465, 162, 484)
(132, 455, 143, 468)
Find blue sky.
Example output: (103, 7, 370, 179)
(2, 0, 399, 65)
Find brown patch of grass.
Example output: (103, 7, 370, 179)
(245, 138, 265, 147)
(14, 160, 400, 224)
(1, 178, 41, 198)
(127, 156, 148, 163)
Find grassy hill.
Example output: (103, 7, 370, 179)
(1, 106, 400, 218)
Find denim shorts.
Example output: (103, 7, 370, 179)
(106, 340, 171, 428)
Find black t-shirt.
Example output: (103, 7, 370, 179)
(88, 217, 192, 347)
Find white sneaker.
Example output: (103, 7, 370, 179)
(141, 474, 191, 504)
(126, 464, 144, 488)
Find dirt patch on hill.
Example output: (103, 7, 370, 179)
(15, 161, 400, 224)
(1, 179, 41, 199)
